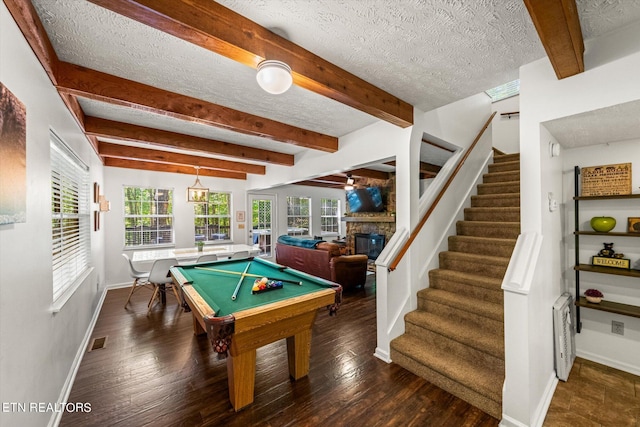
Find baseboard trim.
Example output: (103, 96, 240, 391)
(107, 281, 132, 290)
(47, 286, 109, 427)
(499, 414, 528, 427)
(373, 347, 391, 363)
(500, 371, 557, 427)
(531, 372, 558, 427)
(577, 349, 640, 376)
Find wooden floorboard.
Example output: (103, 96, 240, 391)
(61, 276, 498, 427)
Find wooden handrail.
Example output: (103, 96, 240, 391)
(388, 112, 497, 271)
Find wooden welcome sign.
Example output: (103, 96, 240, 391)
(581, 163, 632, 196)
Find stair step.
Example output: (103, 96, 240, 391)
(471, 193, 520, 208)
(477, 181, 520, 195)
(448, 235, 516, 259)
(429, 269, 503, 304)
(404, 310, 504, 361)
(439, 251, 510, 279)
(417, 287, 503, 324)
(390, 334, 503, 419)
(456, 220, 520, 239)
(482, 170, 520, 183)
(488, 160, 519, 173)
(493, 153, 519, 163)
(464, 206, 520, 222)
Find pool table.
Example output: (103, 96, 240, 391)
(169, 257, 342, 411)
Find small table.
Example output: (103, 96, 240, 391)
(170, 257, 342, 411)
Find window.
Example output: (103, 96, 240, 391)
(320, 198, 340, 235)
(194, 191, 232, 242)
(123, 186, 173, 247)
(51, 131, 90, 302)
(287, 196, 311, 236)
(485, 79, 520, 102)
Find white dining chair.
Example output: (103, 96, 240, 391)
(146, 258, 180, 315)
(230, 251, 250, 259)
(123, 253, 151, 308)
(196, 254, 218, 263)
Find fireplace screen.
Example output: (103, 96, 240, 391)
(354, 233, 386, 260)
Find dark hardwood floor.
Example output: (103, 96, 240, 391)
(61, 275, 498, 426)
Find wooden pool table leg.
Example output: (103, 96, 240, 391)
(227, 349, 256, 411)
(286, 328, 312, 380)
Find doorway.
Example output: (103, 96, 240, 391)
(249, 194, 275, 258)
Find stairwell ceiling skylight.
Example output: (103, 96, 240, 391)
(485, 79, 520, 102)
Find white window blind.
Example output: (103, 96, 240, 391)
(51, 132, 90, 302)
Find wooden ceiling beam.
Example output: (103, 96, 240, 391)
(4, 0, 91, 147)
(296, 181, 344, 189)
(421, 138, 456, 153)
(98, 142, 265, 175)
(524, 0, 584, 79)
(87, 0, 413, 128)
(4, 0, 59, 84)
(56, 62, 338, 152)
(84, 116, 294, 166)
(419, 162, 442, 175)
(309, 175, 349, 184)
(348, 168, 390, 180)
(104, 158, 246, 180)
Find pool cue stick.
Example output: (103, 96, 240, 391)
(231, 262, 252, 301)
(195, 266, 302, 286)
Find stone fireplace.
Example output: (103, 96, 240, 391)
(354, 233, 387, 260)
(343, 174, 396, 256)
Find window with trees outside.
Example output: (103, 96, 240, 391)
(287, 196, 311, 236)
(51, 131, 90, 302)
(320, 198, 340, 235)
(194, 192, 231, 242)
(123, 187, 173, 247)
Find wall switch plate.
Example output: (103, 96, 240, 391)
(612, 321, 624, 335)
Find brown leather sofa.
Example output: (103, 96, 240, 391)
(275, 241, 369, 291)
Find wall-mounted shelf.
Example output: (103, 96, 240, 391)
(573, 166, 640, 333)
(576, 296, 640, 319)
(574, 194, 640, 201)
(574, 264, 640, 278)
(575, 231, 640, 237)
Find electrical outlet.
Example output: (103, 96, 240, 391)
(612, 321, 624, 335)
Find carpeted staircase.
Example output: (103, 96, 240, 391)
(390, 152, 520, 420)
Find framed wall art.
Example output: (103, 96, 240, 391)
(0, 82, 27, 225)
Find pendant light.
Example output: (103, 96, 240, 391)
(186, 166, 209, 203)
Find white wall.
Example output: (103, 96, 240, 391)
(491, 95, 520, 154)
(0, 4, 104, 426)
(562, 140, 640, 373)
(510, 18, 640, 427)
(103, 167, 250, 286)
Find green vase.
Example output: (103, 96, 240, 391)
(590, 216, 616, 232)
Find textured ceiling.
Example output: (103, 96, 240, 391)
(29, 0, 640, 167)
(543, 99, 640, 148)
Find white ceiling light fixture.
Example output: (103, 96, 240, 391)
(256, 60, 293, 95)
(186, 166, 209, 203)
(344, 174, 355, 191)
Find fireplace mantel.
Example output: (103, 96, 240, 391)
(341, 216, 395, 223)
